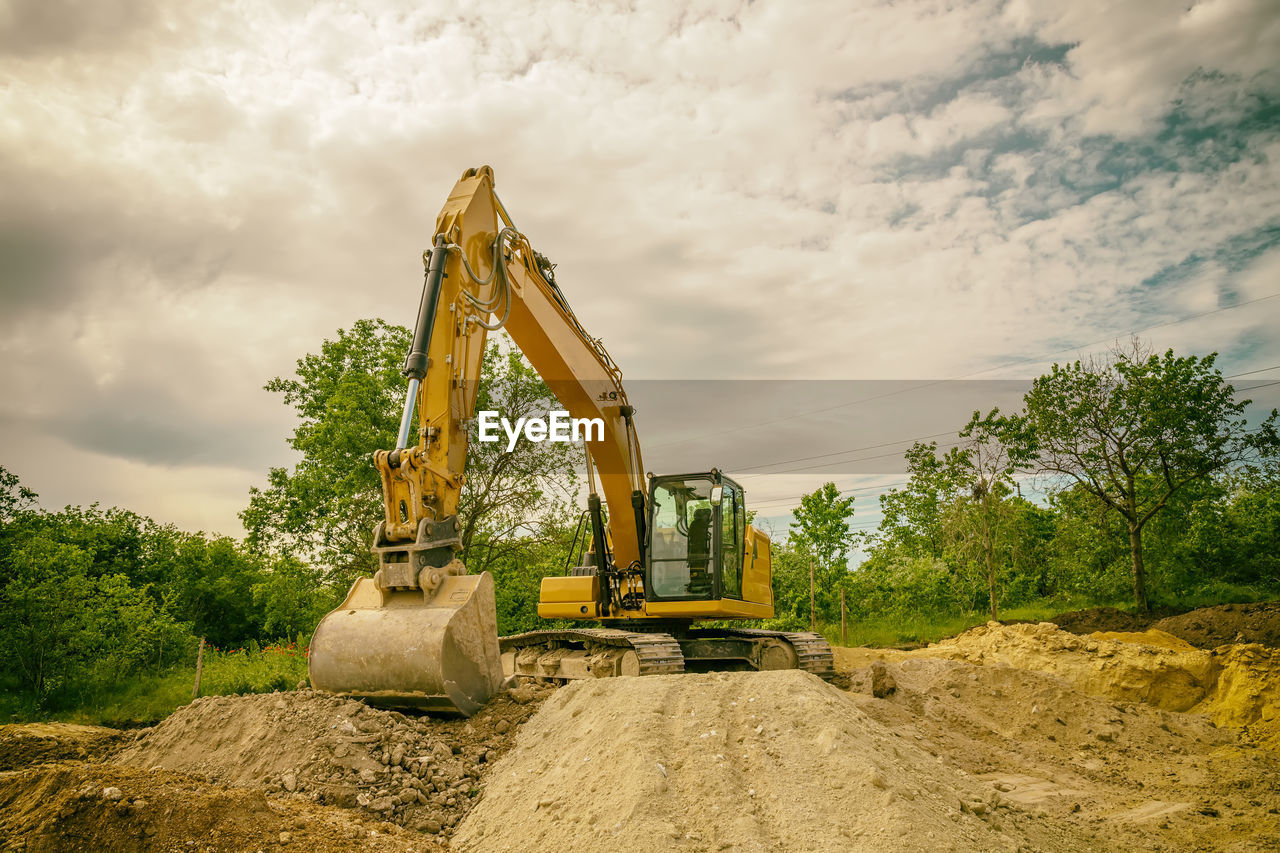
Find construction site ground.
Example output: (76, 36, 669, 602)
(2, 602, 1278, 852)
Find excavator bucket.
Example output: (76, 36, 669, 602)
(308, 571, 503, 716)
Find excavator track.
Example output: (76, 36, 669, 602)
(499, 626, 835, 682)
(701, 627, 837, 680)
(500, 628, 685, 677)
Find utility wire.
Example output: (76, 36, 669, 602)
(702, 364, 1280, 479)
(747, 480, 909, 511)
(748, 423, 1276, 514)
(730, 430, 955, 474)
(1227, 363, 1280, 379)
(966, 292, 1280, 379)
(738, 438, 967, 478)
(648, 290, 1280, 451)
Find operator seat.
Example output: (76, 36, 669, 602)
(686, 506, 713, 597)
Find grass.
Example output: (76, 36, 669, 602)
(822, 598, 1127, 648)
(1149, 581, 1275, 612)
(1, 641, 309, 728)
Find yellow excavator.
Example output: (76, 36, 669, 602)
(308, 166, 834, 715)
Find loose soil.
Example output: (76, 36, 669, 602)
(453, 670, 1095, 852)
(4, 601, 1279, 852)
(0, 723, 123, 772)
(0, 764, 423, 852)
(112, 683, 555, 843)
(1051, 602, 1280, 649)
(1153, 602, 1280, 649)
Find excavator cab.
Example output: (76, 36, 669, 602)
(646, 473, 744, 602)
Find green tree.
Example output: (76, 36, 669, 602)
(251, 556, 333, 639)
(875, 442, 965, 560)
(1008, 344, 1279, 611)
(0, 532, 93, 698)
(242, 319, 410, 588)
(0, 465, 38, 525)
(788, 482, 858, 626)
(943, 409, 1028, 620)
(243, 322, 583, 601)
(457, 345, 582, 571)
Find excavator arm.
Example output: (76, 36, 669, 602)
(376, 165, 645, 569)
(309, 166, 647, 714)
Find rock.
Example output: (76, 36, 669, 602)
(870, 661, 897, 698)
(508, 685, 538, 705)
(279, 831, 293, 843)
(282, 771, 298, 792)
(495, 719, 511, 734)
(359, 768, 378, 784)
(101, 787, 123, 801)
(390, 745, 405, 767)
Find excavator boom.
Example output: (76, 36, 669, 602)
(309, 166, 647, 713)
(308, 166, 832, 714)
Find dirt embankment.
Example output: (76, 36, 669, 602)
(0, 764, 420, 853)
(1052, 602, 1280, 649)
(928, 620, 1280, 749)
(0, 723, 123, 772)
(112, 682, 554, 841)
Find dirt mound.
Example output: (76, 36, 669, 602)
(1202, 644, 1280, 750)
(1049, 602, 1280, 649)
(1153, 602, 1280, 649)
(113, 684, 552, 842)
(928, 621, 1280, 753)
(1089, 628, 1198, 650)
(454, 670, 1092, 853)
(930, 622, 1219, 712)
(0, 763, 420, 852)
(0, 723, 122, 771)
(1051, 605, 1158, 634)
(842, 655, 1280, 851)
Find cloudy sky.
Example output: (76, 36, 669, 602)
(2, 0, 1279, 541)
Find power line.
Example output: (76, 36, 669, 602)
(705, 363, 1280, 480)
(648, 290, 1280, 451)
(1227, 363, 1280, 379)
(731, 430, 955, 474)
(746, 423, 1275, 513)
(744, 371, 1279, 478)
(967, 292, 1280, 379)
(739, 438, 967, 478)
(747, 480, 910, 511)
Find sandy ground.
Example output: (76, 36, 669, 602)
(2, 605, 1278, 852)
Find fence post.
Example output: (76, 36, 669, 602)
(192, 637, 206, 701)
(809, 559, 815, 632)
(841, 588, 846, 646)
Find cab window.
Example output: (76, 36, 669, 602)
(649, 478, 714, 598)
(720, 485, 743, 599)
